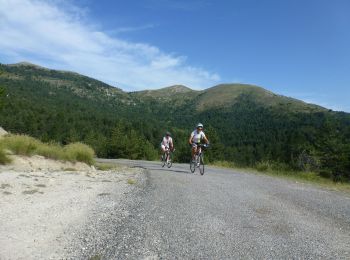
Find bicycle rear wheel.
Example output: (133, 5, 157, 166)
(199, 154, 204, 175)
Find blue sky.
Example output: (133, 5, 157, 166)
(0, 0, 349, 112)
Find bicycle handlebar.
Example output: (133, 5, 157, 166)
(190, 143, 210, 148)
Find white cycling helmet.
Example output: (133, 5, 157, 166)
(196, 123, 203, 128)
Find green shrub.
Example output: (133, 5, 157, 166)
(63, 142, 95, 165)
(0, 148, 11, 164)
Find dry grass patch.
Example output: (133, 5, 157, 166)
(0, 148, 12, 165)
(64, 167, 78, 171)
(94, 162, 118, 171)
(127, 178, 136, 185)
(0, 134, 95, 165)
(1, 183, 11, 189)
(22, 189, 39, 195)
(35, 184, 46, 188)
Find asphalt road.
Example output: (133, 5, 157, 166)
(84, 159, 350, 259)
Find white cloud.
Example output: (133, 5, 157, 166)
(0, 0, 220, 90)
(109, 24, 156, 35)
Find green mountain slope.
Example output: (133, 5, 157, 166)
(130, 82, 327, 115)
(195, 83, 326, 112)
(0, 62, 349, 181)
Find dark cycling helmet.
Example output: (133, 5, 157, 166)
(196, 123, 203, 129)
(166, 131, 171, 136)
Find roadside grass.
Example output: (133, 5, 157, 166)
(212, 160, 236, 168)
(0, 134, 95, 165)
(211, 161, 350, 193)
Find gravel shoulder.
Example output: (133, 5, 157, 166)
(0, 156, 143, 260)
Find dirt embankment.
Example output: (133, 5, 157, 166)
(0, 127, 7, 137)
(0, 155, 142, 259)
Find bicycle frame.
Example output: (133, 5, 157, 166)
(162, 147, 173, 168)
(190, 144, 206, 175)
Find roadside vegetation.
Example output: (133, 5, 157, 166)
(212, 160, 350, 192)
(0, 134, 94, 165)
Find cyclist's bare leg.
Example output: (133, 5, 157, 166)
(191, 146, 197, 161)
(161, 145, 167, 160)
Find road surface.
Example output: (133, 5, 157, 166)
(72, 159, 350, 259)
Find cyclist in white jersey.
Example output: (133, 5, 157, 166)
(160, 131, 174, 156)
(188, 123, 209, 161)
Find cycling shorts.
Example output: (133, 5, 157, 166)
(161, 144, 169, 151)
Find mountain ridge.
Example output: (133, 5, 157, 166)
(2, 62, 330, 112)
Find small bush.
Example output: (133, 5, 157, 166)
(64, 142, 95, 165)
(0, 148, 11, 164)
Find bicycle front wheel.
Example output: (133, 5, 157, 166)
(167, 153, 172, 168)
(190, 159, 195, 173)
(161, 153, 166, 167)
(199, 155, 204, 175)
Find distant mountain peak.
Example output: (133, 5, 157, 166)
(130, 84, 195, 97)
(9, 61, 49, 70)
(162, 85, 193, 93)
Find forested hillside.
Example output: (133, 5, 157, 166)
(0, 62, 349, 181)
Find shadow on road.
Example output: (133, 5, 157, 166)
(130, 165, 190, 174)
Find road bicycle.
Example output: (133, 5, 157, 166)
(161, 147, 174, 168)
(190, 143, 209, 175)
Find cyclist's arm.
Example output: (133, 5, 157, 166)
(170, 138, 174, 150)
(188, 135, 193, 145)
(202, 133, 209, 144)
